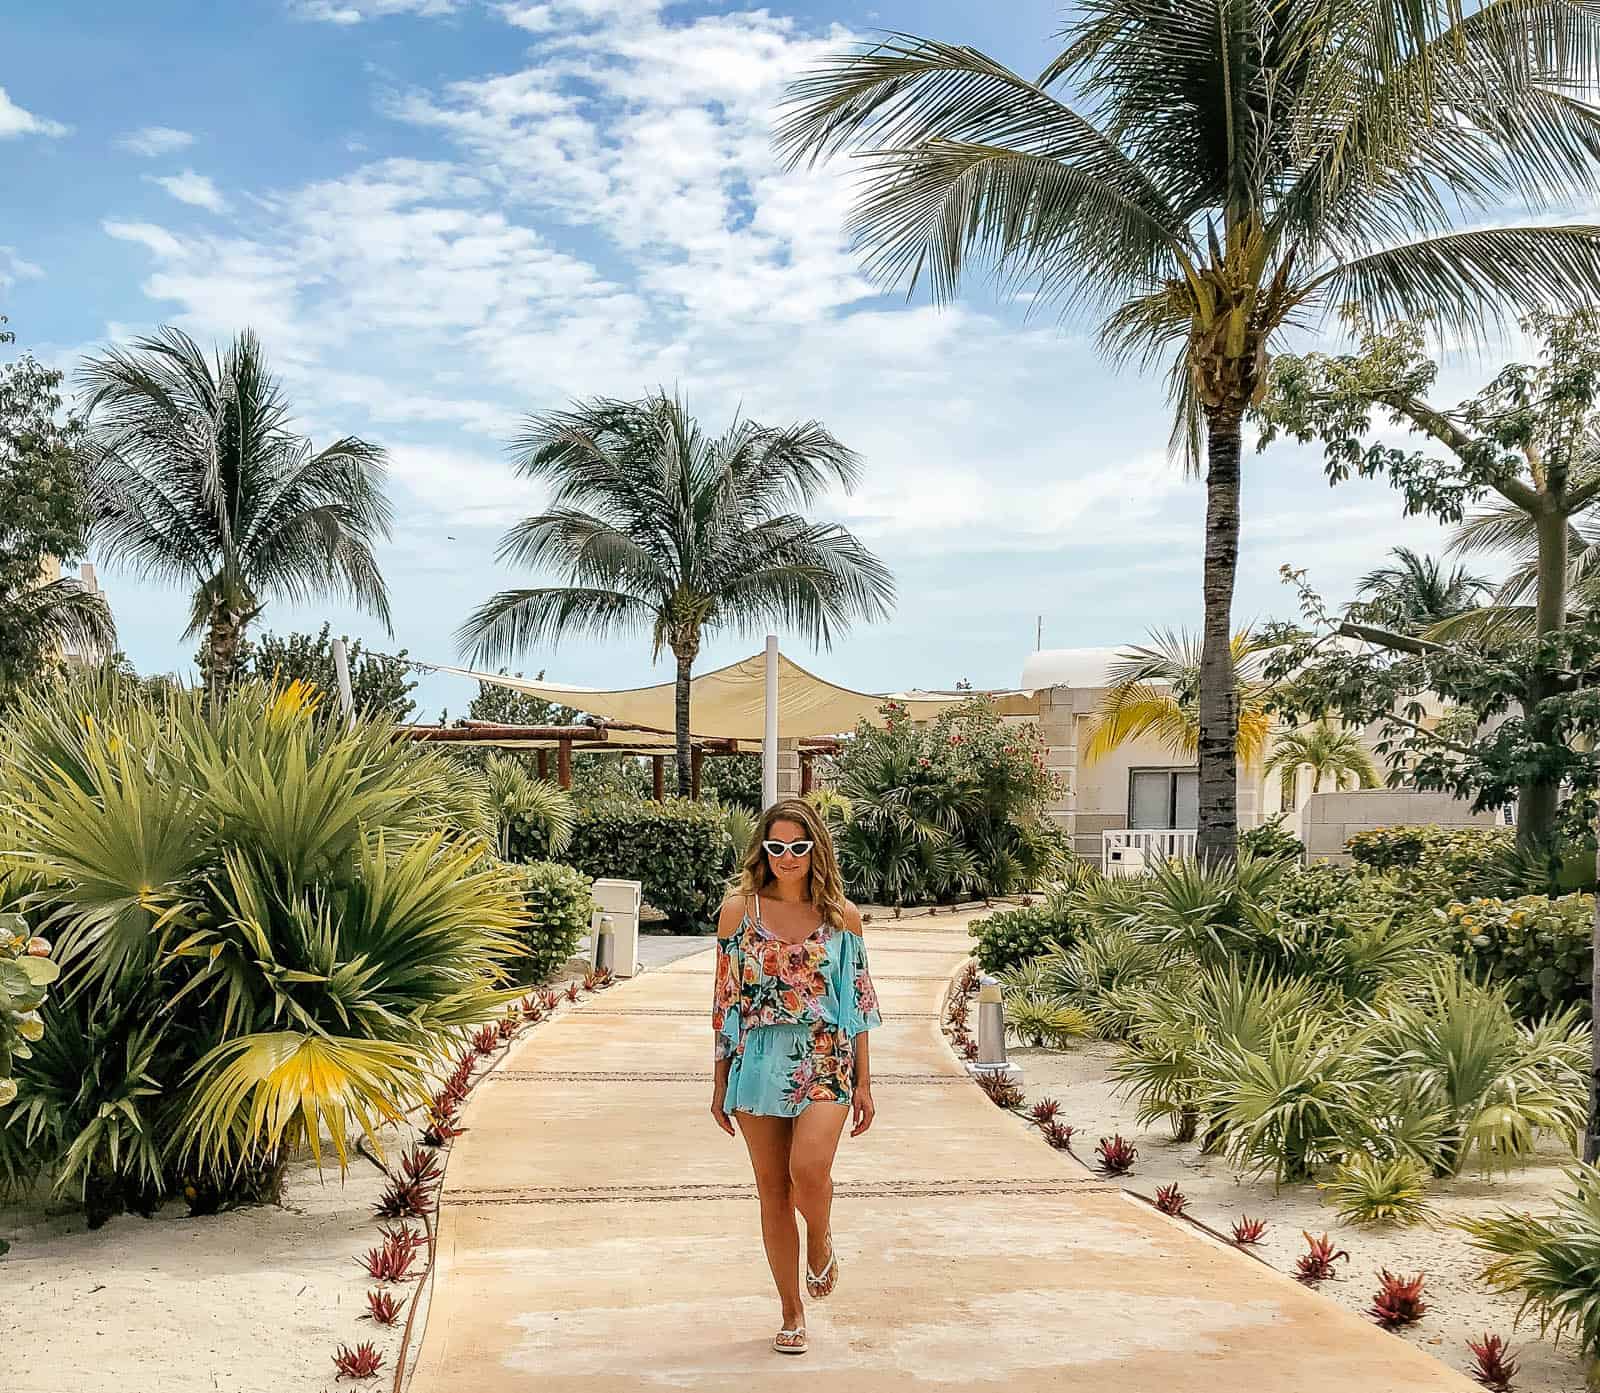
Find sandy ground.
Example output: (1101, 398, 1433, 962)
(1002, 1036, 1591, 1393)
(0, 955, 617, 1393)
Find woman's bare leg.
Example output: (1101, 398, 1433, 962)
(788, 1102, 848, 1275)
(735, 1112, 804, 1327)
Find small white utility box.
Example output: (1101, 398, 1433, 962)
(1105, 844, 1147, 879)
(590, 878, 642, 978)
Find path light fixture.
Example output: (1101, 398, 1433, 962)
(969, 973, 1023, 1089)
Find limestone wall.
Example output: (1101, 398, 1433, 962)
(1299, 788, 1501, 864)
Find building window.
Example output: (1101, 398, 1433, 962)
(1129, 769, 1199, 829)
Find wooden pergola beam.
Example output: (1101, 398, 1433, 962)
(405, 723, 610, 744)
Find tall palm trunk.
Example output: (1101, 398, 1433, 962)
(1520, 505, 1570, 850)
(672, 642, 697, 799)
(206, 606, 245, 714)
(1196, 407, 1243, 867)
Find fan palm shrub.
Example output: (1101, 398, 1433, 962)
(1463, 1164, 1600, 1358)
(458, 393, 893, 795)
(77, 329, 392, 709)
(1349, 548, 1493, 633)
(780, 4, 1600, 864)
(1321, 1153, 1438, 1227)
(1364, 968, 1589, 1176)
(0, 674, 523, 1220)
(485, 753, 574, 862)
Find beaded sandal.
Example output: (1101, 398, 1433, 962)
(806, 1238, 838, 1299)
(774, 1326, 808, 1355)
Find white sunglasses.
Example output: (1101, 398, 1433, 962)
(762, 839, 814, 858)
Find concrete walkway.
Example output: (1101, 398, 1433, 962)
(409, 916, 1473, 1391)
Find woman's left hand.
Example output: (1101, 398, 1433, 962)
(851, 1084, 875, 1137)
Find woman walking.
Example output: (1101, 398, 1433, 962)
(710, 798, 882, 1355)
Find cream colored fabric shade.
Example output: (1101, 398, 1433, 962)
(429, 651, 992, 741)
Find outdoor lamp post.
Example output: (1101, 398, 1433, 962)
(970, 973, 1023, 1088)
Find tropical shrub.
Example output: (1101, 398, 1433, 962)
(970, 889, 1085, 974)
(1320, 1154, 1437, 1227)
(0, 914, 56, 1107)
(1347, 825, 1514, 897)
(513, 863, 593, 985)
(517, 797, 731, 932)
(1464, 1164, 1600, 1358)
(1444, 894, 1592, 1021)
(831, 697, 1064, 905)
(0, 674, 524, 1222)
(486, 755, 574, 862)
(1238, 815, 1304, 864)
(704, 753, 762, 813)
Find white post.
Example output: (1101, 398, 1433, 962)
(762, 634, 779, 811)
(331, 636, 355, 728)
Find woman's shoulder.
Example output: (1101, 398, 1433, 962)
(838, 900, 864, 935)
(716, 895, 749, 939)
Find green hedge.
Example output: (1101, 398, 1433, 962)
(1239, 815, 1304, 864)
(1347, 825, 1513, 883)
(970, 892, 1084, 974)
(509, 798, 732, 933)
(513, 862, 594, 985)
(1444, 894, 1593, 1020)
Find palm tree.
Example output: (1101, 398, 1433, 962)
(458, 393, 895, 797)
(0, 572, 115, 693)
(1084, 628, 1274, 766)
(77, 328, 392, 708)
(778, 4, 1600, 864)
(1349, 548, 1493, 632)
(1263, 720, 1380, 806)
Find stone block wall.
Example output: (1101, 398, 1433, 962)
(1300, 788, 1501, 864)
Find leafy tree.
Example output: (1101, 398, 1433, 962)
(246, 625, 416, 721)
(778, 5, 1600, 864)
(1350, 547, 1493, 633)
(77, 327, 392, 709)
(465, 671, 581, 728)
(459, 393, 895, 795)
(0, 348, 114, 697)
(1085, 629, 1275, 766)
(1259, 309, 1600, 842)
(1263, 719, 1380, 804)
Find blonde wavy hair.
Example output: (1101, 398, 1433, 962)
(735, 798, 851, 931)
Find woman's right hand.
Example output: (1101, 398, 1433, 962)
(710, 1089, 735, 1136)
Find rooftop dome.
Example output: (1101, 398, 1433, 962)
(1020, 647, 1129, 690)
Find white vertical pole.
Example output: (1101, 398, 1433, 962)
(762, 634, 779, 811)
(331, 636, 355, 728)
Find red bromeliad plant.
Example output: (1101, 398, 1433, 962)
(1369, 1270, 1427, 1330)
(1155, 1183, 1187, 1216)
(961, 1040, 979, 1061)
(541, 989, 560, 1011)
(333, 1342, 384, 1380)
(359, 1232, 419, 1283)
(365, 1289, 406, 1326)
(1295, 1232, 1350, 1284)
(1041, 1119, 1075, 1151)
(565, 980, 581, 1004)
(420, 1109, 461, 1149)
(1096, 1136, 1137, 1176)
(1467, 1333, 1519, 1391)
(497, 1014, 518, 1041)
(976, 1072, 1025, 1108)
(373, 1151, 438, 1220)
(378, 1222, 427, 1258)
(1231, 1216, 1268, 1245)
(948, 998, 971, 1031)
(1028, 1097, 1060, 1127)
(472, 1024, 500, 1057)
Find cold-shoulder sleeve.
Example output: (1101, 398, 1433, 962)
(837, 928, 882, 1036)
(712, 927, 743, 1062)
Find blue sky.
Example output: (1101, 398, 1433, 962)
(3, 0, 1461, 716)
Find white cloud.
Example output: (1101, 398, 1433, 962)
(147, 170, 229, 213)
(291, 0, 459, 20)
(0, 87, 69, 140)
(116, 125, 195, 157)
(0, 246, 44, 291)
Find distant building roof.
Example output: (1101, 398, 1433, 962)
(1020, 647, 1129, 690)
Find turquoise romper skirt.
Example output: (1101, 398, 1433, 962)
(713, 898, 882, 1117)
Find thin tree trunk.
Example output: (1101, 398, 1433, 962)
(206, 609, 240, 714)
(1519, 506, 1570, 850)
(1588, 853, 1600, 1162)
(1196, 408, 1243, 867)
(673, 648, 694, 799)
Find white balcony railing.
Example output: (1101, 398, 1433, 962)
(1102, 828, 1196, 867)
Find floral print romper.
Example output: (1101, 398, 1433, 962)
(713, 895, 883, 1116)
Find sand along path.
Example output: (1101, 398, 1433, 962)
(408, 914, 1473, 1391)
